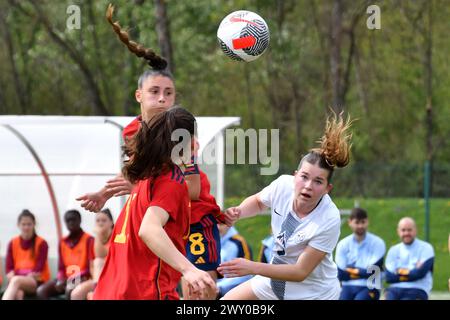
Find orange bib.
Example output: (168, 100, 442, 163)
(60, 232, 92, 278)
(11, 236, 50, 282)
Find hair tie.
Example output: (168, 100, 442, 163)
(324, 157, 336, 168)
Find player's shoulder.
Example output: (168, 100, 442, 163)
(318, 195, 341, 223)
(230, 234, 248, 246)
(367, 232, 385, 246)
(79, 231, 94, 242)
(36, 235, 50, 246)
(262, 235, 274, 247)
(122, 116, 142, 138)
(85, 232, 95, 240)
(416, 238, 434, 252)
(268, 174, 294, 195)
(387, 242, 402, 253)
(10, 236, 20, 244)
(158, 166, 186, 186)
(337, 234, 353, 246)
(276, 174, 294, 185)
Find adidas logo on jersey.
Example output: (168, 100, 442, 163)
(195, 257, 206, 264)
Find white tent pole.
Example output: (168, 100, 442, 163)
(216, 132, 225, 209)
(1, 124, 63, 241)
(104, 119, 127, 209)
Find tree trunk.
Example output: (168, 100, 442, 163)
(154, 0, 174, 74)
(28, 0, 110, 115)
(310, 0, 331, 107)
(122, 3, 144, 116)
(87, 0, 113, 110)
(244, 64, 255, 129)
(353, 42, 369, 115)
(290, 78, 305, 156)
(0, 11, 27, 113)
(424, 1, 433, 193)
(0, 79, 9, 113)
(22, 20, 39, 112)
(329, 0, 344, 113)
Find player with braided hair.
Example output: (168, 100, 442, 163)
(218, 111, 353, 300)
(77, 4, 177, 209)
(77, 4, 229, 299)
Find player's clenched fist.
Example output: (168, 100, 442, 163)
(223, 207, 241, 226)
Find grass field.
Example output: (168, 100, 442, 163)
(226, 197, 450, 293)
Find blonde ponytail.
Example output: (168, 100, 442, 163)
(313, 111, 352, 168)
(298, 110, 353, 182)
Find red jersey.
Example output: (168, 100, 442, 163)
(93, 166, 190, 300)
(122, 116, 141, 142)
(122, 116, 224, 225)
(191, 171, 225, 224)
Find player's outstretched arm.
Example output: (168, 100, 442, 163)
(224, 193, 268, 226)
(76, 188, 110, 213)
(218, 245, 326, 282)
(105, 174, 135, 197)
(139, 206, 216, 299)
(77, 174, 134, 212)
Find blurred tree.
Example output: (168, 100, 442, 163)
(0, 0, 448, 197)
(154, 0, 174, 74)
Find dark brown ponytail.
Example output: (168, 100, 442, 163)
(106, 3, 167, 70)
(123, 107, 196, 184)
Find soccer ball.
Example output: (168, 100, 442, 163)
(217, 10, 270, 62)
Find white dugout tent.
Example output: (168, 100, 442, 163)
(0, 116, 240, 274)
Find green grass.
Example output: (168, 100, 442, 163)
(225, 197, 450, 292)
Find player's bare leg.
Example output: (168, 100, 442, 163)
(221, 280, 259, 300)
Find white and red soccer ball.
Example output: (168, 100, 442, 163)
(217, 10, 270, 62)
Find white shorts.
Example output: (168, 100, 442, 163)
(250, 275, 341, 300)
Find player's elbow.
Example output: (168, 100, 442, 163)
(295, 272, 308, 282)
(284, 269, 308, 282)
(138, 225, 152, 243)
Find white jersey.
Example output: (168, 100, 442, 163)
(251, 175, 341, 300)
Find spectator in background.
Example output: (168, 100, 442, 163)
(335, 208, 385, 300)
(2, 210, 50, 300)
(216, 224, 253, 299)
(258, 234, 274, 264)
(37, 210, 94, 299)
(70, 208, 114, 300)
(385, 217, 434, 300)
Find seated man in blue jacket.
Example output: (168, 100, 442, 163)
(215, 224, 253, 299)
(335, 208, 386, 300)
(385, 217, 434, 300)
(258, 234, 274, 264)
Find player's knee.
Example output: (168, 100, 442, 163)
(70, 285, 84, 300)
(9, 276, 24, 289)
(36, 284, 47, 299)
(16, 289, 25, 300)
